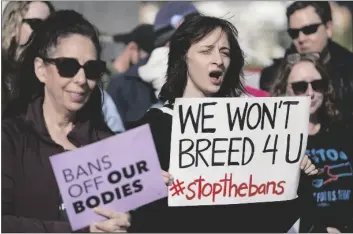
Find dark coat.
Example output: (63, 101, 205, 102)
(1, 96, 113, 232)
(107, 56, 158, 129)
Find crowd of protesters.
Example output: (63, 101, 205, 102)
(1, 1, 352, 233)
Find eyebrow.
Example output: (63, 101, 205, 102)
(201, 45, 230, 50)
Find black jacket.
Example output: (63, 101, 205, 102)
(107, 56, 158, 129)
(1, 96, 113, 233)
(260, 40, 353, 124)
(1, 50, 20, 112)
(129, 104, 310, 233)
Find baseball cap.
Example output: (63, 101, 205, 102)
(153, 1, 198, 47)
(113, 24, 156, 54)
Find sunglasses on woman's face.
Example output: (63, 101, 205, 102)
(290, 80, 326, 95)
(42, 57, 106, 80)
(287, 23, 323, 39)
(22, 18, 44, 31)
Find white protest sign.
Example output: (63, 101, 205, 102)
(168, 96, 310, 207)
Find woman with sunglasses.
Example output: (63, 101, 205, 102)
(2, 1, 54, 60)
(129, 14, 318, 233)
(2, 1, 54, 111)
(271, 53, 353, 233)
(2, 10, 132, 233)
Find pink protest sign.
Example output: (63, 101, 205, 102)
(49, 124, 167, 231)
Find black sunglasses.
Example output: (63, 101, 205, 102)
(22, 18, 44, 31)
(287, 23, 323, 39)
(290, 80, 326, 95)
(42, 57, 106, 80)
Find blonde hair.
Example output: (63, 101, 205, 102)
(2, 1, 31, 59)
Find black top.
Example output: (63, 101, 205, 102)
(129, 104, 308, 232)
(300, 124, 353, 232)
(1, 96, 113, 233)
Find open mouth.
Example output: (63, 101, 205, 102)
(209, 70, 223, 85)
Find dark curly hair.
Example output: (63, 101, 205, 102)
(159, 14, 246, 103)
(271, 53, 339, 130)
(3, 10, 108, 131)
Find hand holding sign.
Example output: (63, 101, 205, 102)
(90, 208, 130, 232)
(301, 155, 319, 175)
(162, 170, 174, 186)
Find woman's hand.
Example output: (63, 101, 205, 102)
(90, 207, 130, 232)
(300, 155, 319, 176)
(162, 170, 174, 186)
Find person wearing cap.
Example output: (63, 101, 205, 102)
(112, 24, 155, 74)
(106, 24, 156, 129)
(107, 2, 199, 129)
(137, 2, 200, 110)
(96, 25, 155, 134)
(101, 24, 155, 90)
(153, 1, 199, 48)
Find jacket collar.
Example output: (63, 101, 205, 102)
(286, 41, 331, 64)
(285, 39, 353, 67)
(25, 96, 103, 147)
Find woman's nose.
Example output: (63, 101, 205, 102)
(305, 83, 314, 98)
(73, 68, 87, 85)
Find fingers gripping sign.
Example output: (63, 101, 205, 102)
(90, 207, 131, 233)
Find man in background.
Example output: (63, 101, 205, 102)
(107, 2, 199, 129)
(260, 1, 353, 126)
(112, 24, 155, 74)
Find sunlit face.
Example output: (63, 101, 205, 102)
(286, 61, 324, 114)
(184, 27, 231, 97)
(19, 1, 51, 46)
(288, 6, 332, 53)
(35, 34, 98, 113)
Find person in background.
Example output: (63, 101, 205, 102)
(1, 1, 55, 111)
(136, 4, 201, 111)
(112, 24, 155, 75)
(1, 10, 130, 232)
(100, 24, 155, 90)
(101, 89, 125, 133)
(2, 1, 55, 60)
(271, 53, 353, 233)
(129, 14, 318, 233)
(107, 2, 199, 129)
(260, 1, 353, 127)
(106, 24, 156, 128)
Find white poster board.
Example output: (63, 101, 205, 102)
(168, 97, 310, 207)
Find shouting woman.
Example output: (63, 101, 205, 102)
(130, 14, 318, 233)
